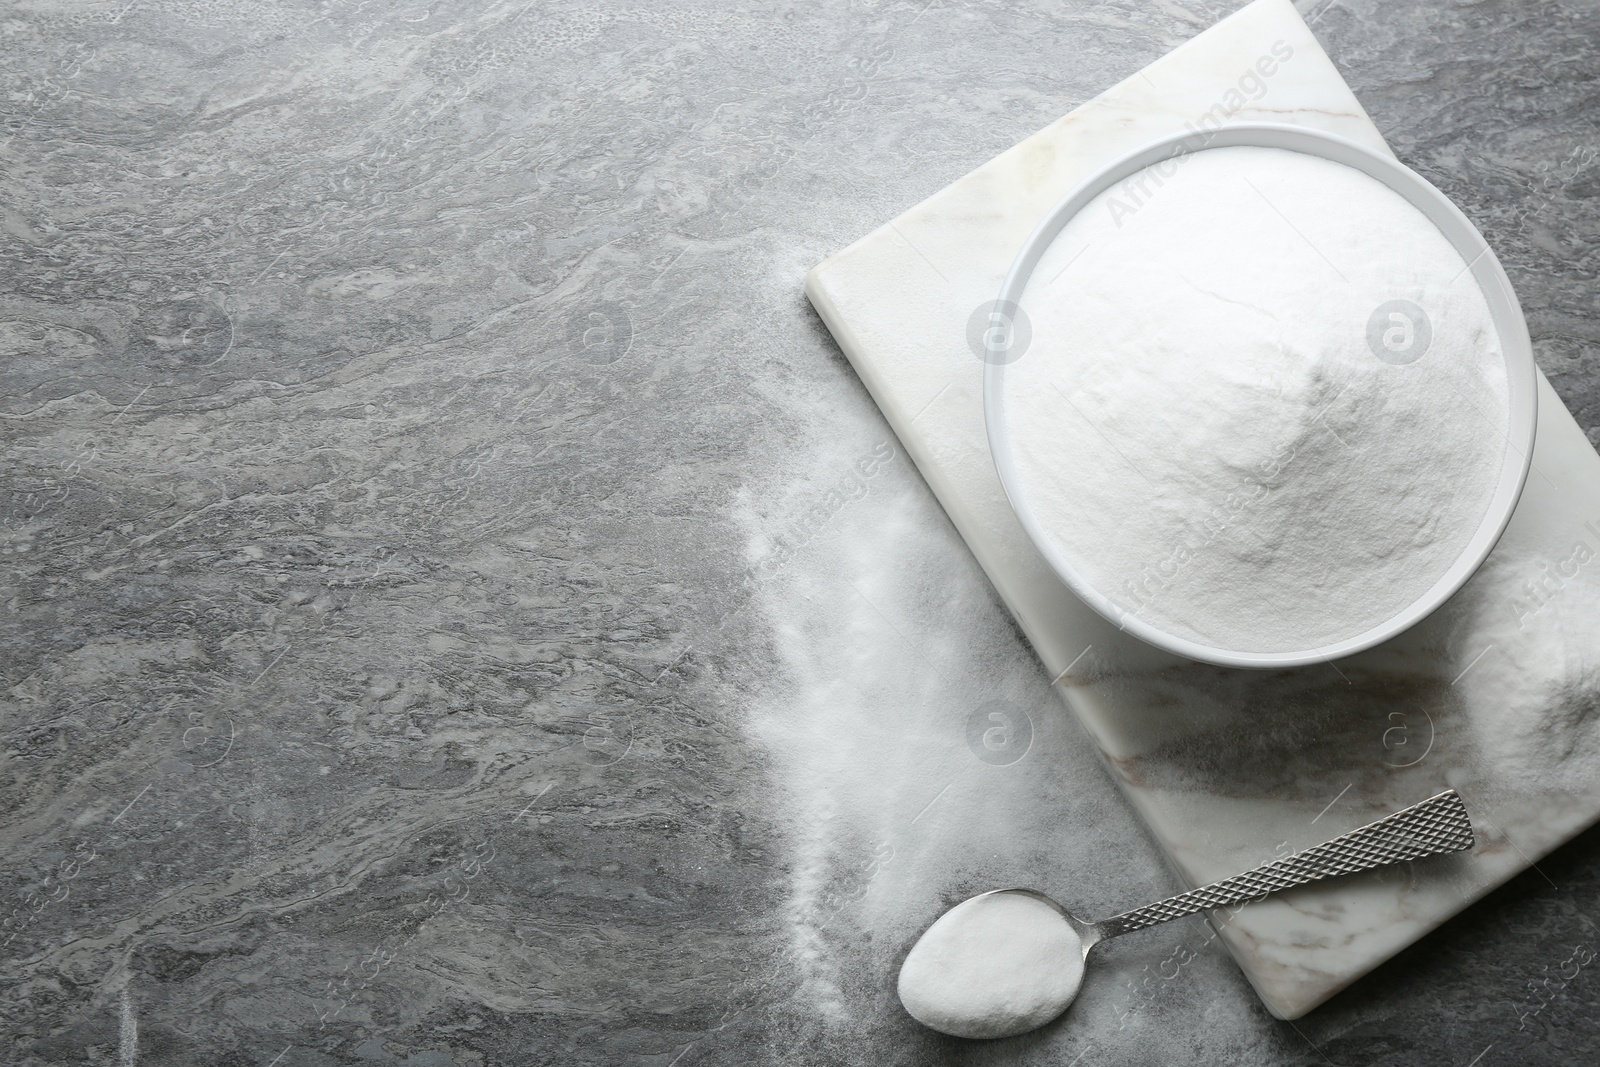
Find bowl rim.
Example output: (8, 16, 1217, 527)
(982, 122, 1538, 669)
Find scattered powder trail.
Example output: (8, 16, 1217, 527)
(731, 446, 1235, 1056)
(119, 987, 137, 1067)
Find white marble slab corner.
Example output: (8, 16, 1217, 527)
(804, 0, 1600, 1020)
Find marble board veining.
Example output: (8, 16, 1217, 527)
(805, 0, 1600, 1020)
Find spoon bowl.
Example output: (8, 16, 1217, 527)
(896, 889, 1094, 1040)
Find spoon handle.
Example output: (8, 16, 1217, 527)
(1096, 789, 1475, 939)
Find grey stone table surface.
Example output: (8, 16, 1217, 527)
(2, 1, 1598, 1064)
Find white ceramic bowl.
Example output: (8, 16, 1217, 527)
(983, 123, 1537, 669)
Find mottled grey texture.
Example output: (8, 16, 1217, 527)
(1, 0, 1597, 1064)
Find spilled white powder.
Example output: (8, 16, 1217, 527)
(1003, 146, 1510, 654)
(897, 891, 1085, 1039)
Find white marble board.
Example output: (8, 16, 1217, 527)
(804, 0, 1600, 1020)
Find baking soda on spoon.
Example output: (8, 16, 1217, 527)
(898, 792, 1476, 1039)
(897, 891, 1084, 1040)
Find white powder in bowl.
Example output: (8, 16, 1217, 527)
(1002, 145, 1510, 655)
(897, 890, 1085, 1039)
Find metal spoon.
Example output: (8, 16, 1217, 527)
(898, 789, 1475, 1039)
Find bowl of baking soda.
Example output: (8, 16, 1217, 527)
(983, 124, 1536, 668)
